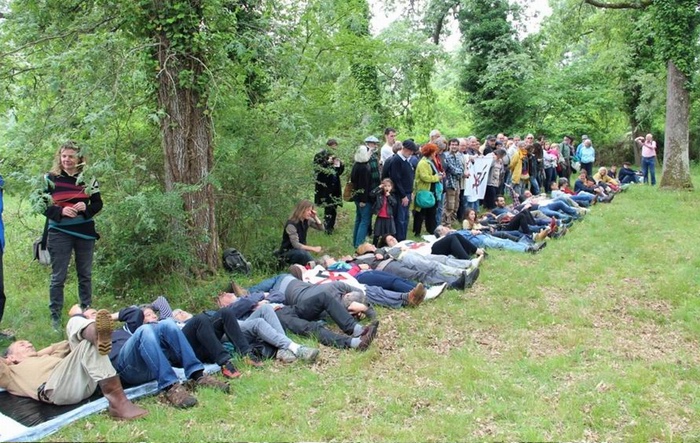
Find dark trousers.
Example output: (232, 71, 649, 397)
(503, 211, 536, 235)
(431, 234, 477, 260)
(281, 249, 314, 266)
(276, 306, 352, 349)
(48, 230, 95, 317)
(323, 205, 338, 232)
(182, 314, 232, 366)
(356, 270, 415, 293)
(413, 205, 437, 237)
(294, 292, 357, 336)
(483, 185, 498, 210)
(207, 309, 254, 356)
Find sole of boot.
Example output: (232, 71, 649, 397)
(95, 309, 113, 356)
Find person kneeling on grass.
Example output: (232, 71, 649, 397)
(225, 277, 379, 352)
(151, 295, 319, 365)
(74, 304, 231, 409)
(0, 309, 147, 420)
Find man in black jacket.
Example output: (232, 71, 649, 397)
(382, 139, 417, 241)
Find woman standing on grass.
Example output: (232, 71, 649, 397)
(277, 199, 324, 267)
(411, 143, 442, 237)
(42, 141, 102, 330)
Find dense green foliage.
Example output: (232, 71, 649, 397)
(1, 0, 698, 289)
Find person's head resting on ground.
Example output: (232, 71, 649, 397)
(289, 199, 315, 223)
(3, 340, 38, 364)
(434, 225, 451, 238)
(381, 234, 399, 247)
(216, 292, 238, 308)
(341, 291, 373, 319)
(138, 304, 159, 324)
(326, 138, 338, 148)
(67, 304, 97, 319)
(319, 254, 336, 268)
(354, 145, 371, 163)
(523, 190, 533, 199)
(51, 140, 87, 176)
(420, 143, 438, 158)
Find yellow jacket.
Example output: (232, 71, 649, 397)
(411, 157, 440, 211)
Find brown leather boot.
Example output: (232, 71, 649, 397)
(99, 376, 149, 420)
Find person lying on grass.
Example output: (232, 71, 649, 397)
(149, 296, 319, 365)
(0, 308, 147, 420)
(222, 277, 379, 352)
(288, 260, 427, 309)
(373, 235, 481, 290)
(71, 304, 230, 409)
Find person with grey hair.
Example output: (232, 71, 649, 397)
(242, 274, 379, 351)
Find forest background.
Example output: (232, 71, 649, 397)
(1, 0, 698, 291)
(1, 0, 700, 440)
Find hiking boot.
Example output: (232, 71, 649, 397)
(221, 361, 241, 379)
(357, 321, 379, 351)
(425, 283, 447, 300)
(165, 383, 198, 408)
(294, 346, 320, 363)
(449, 272, 466, 290)
(276, 348, 297, 363)
(407, 283, 426, 307)
(535, 228, 551, 242)
(463, 268, 480, 289)
(244, 354, 265, 368)
(288, 264, 305, 280)
(195, 374, 230, 394)
(529, 241, 547, 254)
(552, 226, 567, 239)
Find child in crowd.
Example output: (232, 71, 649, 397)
(370, 178, 397, 246)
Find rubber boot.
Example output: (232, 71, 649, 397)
(80, 309, 113, 355)
(99, 376, 149, 420)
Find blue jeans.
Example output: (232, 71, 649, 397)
(456, 231, 529, 253)
(394, 194, 411, 242)
(352, 202, 372, 248)
(641, 156, 656, 185)
(48, 230, 95, 317)
(529, 175, 540, 195)
(356, 270, 415, 293)
(115, 320, 204, 391)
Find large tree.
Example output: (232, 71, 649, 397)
(584, 0, 697, 190)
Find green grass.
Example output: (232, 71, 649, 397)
(2, 172, 700, 441)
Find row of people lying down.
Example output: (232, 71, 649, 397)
(0, 191, 601, 416)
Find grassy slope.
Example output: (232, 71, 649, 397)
(3, 175, 700, 442)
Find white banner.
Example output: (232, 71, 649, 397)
(463, 155, 493, 200)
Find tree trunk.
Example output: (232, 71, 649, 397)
(659, 60, 693, 190)
(157, 33, 220, 272)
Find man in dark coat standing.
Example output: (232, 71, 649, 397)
(314, 138, 344, 234)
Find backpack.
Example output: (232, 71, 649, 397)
(222, 248, 252, 274)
